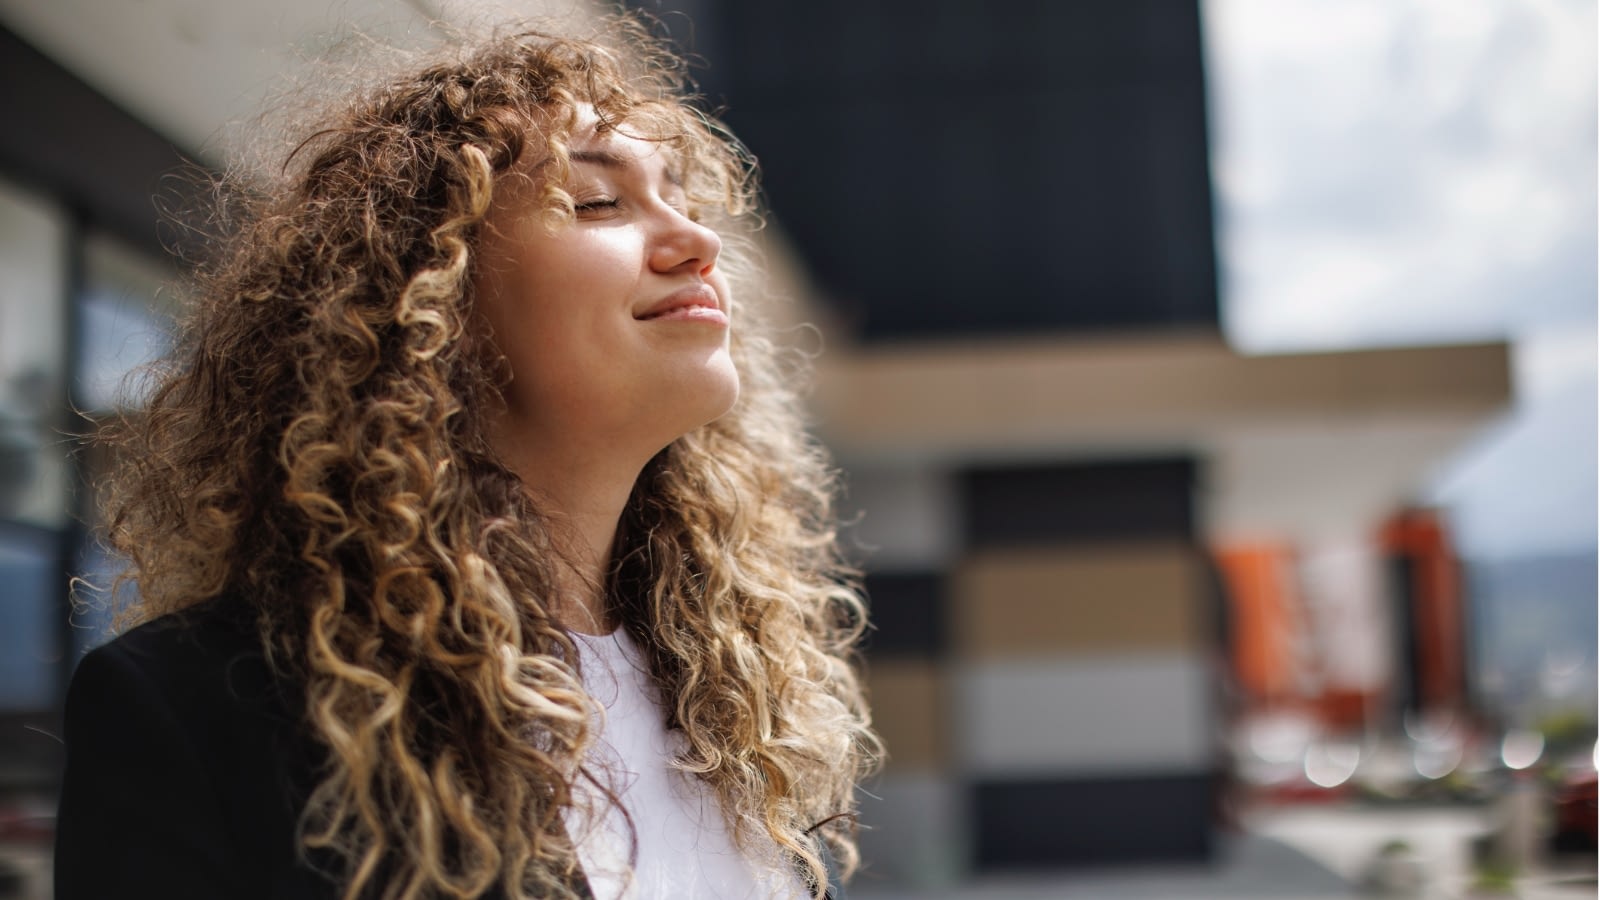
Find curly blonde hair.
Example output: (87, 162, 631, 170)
(102, 16, 879, 899)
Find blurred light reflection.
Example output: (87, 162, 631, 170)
(1303, 741, 1362, 788)
(1246, 713, 1316, 766)
(1413, 741, 1463, 780)
(1499, 729, 1544, 770)
(1402, 709, 1458, 743)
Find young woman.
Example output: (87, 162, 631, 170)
(54, 17, 879, 900)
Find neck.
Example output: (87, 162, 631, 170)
(544, 486, 631, 635)
(493, 433, 647, 636)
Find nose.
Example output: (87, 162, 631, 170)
(650, 207, 722, 277)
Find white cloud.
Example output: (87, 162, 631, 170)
(1205, 0, 1597, 353)
(1426, 339, 1597, 559)
(1205, 0, 1598, 558)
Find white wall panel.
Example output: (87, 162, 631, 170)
(957, 653, 1213, 777)
(839, 464, 958, 571)
(854, 773, 966, 888)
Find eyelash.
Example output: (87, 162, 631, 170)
(572, 194, 697, 221)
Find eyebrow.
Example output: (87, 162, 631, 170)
(568, 148, 685, 187)
(569, 149, 629, 169)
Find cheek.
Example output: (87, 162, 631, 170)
(709, 268, 733, 306)
(477, 243, 577, 342)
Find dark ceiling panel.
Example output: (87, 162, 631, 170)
(0, 25, 200, 259)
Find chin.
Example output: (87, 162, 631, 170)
(648, 353, 740, 448)
(695, 359, 742, 427)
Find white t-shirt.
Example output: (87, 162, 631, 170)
(564, 630, 808, 900)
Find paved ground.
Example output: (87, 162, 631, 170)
(852, 803, 1597, 900)
(5, 801, 1593, 899)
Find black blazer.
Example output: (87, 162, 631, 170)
(54, 601, 840, 899)
(54, 600, 381, 899)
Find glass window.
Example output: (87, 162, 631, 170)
(70, 535, 124, 659)
(70, 234, 177, 658)
(76, 232, 176, 413)
(0, 176, 69, 528)
(0, 522, 59, 711)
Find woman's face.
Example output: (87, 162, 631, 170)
(473, 112, 740, 474)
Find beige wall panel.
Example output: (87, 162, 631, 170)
(953, 543, 1206, 660)
(815, 335, 1511, 455)
(866, 660, 948, 773)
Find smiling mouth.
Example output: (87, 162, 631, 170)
(637, 285, 725, 322)
(640, 304, 729, 325)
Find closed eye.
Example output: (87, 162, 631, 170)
(574, 197, 620, 215)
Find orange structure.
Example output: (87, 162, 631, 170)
(1214, 543, 1302, 704)
(1381, 509, 1466, 713)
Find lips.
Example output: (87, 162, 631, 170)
(636, 284, 723, 321)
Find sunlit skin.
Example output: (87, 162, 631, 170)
(473, 113, 740, 631)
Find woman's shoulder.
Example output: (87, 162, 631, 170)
(79, 598, 279, 704)
(57, 598, 330, 898)
(68, 595, 314, 774)
(94, 595, 259, 656)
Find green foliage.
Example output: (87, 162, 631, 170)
(1470, 857, 1517, 891)
(1536, 710, 1597, 754)
(1378, 838, 1414, 856)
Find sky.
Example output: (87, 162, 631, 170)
(1203, 0, 1598, 560)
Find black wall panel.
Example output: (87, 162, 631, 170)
(643, 0, 1219, 341)
(973, 772, 1214, 868)
(962, 458, 1197, 549)
(861, 571, 947, 659)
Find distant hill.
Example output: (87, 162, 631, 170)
(1467, 551, 1598, 720)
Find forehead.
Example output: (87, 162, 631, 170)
(496, 105, 701, 212)
(563, 117, 683, 177)
(539, 102, 666, 161)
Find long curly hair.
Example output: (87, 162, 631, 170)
(101, 16, 879, 899)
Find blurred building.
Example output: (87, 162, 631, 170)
(0, 15, 189, 789)
(651, 0, 1512, 886)
(0, 0, 1514, 894)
